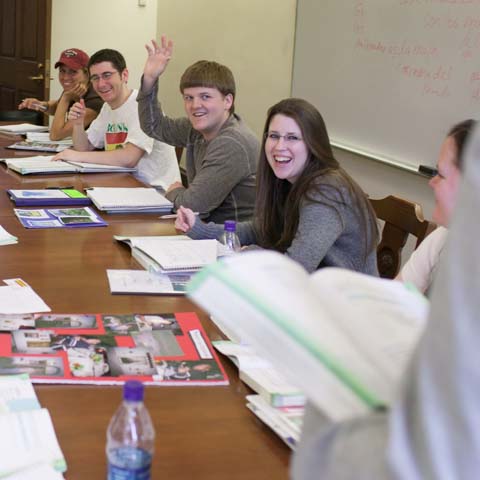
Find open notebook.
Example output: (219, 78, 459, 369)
(2, 156, 137, 175)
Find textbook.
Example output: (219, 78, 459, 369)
(6, 140, 71, 153)
(0, 312, 228, 386)
(3, 156, 137, 175)
(7, 188, 91, 207)
(188, 251, 429, 421)
(106, 269, 191, 296)
(25, 132, 71, 144)
(116, 235, 222, 273)
(213, 340, 305, 407)
(0, 123, 49, 134)
(86, 187, 173, 214)
(14, 207, 107, 229)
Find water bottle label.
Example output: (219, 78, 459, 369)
(108, 447, 152, 480)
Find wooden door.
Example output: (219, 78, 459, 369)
(0, 0, 52, 112)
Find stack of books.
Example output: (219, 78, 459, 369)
(213, 340, 305, 449)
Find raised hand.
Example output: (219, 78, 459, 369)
(67, 98, 86, 125)
(143, 35, 174, 90)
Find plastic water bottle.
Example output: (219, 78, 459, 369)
(106, 380, 155, 480)
(220, 220, 241, 253)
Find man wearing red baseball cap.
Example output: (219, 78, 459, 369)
(18, 47, 103, 140)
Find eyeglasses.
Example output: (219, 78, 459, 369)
(265, 132, 303, 143)
(90, 71, 118, 83)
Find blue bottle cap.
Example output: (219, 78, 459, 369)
(224, 220, 236, 232)
(123, 380, 144, 402)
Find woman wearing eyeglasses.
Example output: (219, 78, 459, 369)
(18, 48, 102, 141)
(175, 98, 378, 274)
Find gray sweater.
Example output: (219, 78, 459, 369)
(291, 125, 480, 479)
(137, 79, 259, 223)
(189, 175, 377, 275)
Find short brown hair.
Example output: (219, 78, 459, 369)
(179, 60, 236, 114)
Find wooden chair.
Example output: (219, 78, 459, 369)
(370, 195, 437, 279)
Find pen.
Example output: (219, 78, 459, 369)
(46, 186, 74, 190)
(159, 212, 200, 219)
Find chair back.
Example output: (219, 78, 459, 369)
(370, 195, 437, 279)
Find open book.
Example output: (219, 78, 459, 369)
(188, 251, 428, 421)
(86, 187, 173, 213)
(2, 156, 137, 175)
(213, 340, 305, 407)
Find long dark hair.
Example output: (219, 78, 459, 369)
(254, 98, 378, 261)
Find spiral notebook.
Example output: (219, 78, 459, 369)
(128, 237, 219, 273)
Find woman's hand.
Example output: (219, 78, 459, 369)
(175, 206, 197, 233)
(63, 82, 88, 103)
(18, 98, 48, 112)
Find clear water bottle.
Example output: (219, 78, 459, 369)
(220, 220, 241, 253)
(106, 380, 155, 480)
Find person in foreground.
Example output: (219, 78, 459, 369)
(291, 122, 480, 479)
(18, 48, 102, 140)
(52, 48, 179, 189)
(397, 119, 475, 293)
(176, 98, 378, 274)
(137, 36, 258, 222)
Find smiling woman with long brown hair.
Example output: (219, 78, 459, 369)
(176, 98, 378, 275)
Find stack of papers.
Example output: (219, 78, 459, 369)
(0, 124, 49, 134)
(86, 187, 173, 213)
(0, 374, 66, 478)
(0, 226, 18, 246)
(0, 279, 50, 314)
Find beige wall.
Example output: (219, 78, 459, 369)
(155, 0, 296, 137)
(49, 0, 434, 224)
(50, 0, 157, 101)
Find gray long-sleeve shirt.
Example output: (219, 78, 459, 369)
(291, 124, 480, 479)
(189, 174, 377, 275)
(137, 79, 259, 223)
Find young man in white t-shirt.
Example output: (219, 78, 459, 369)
(52, 49, 180, 190)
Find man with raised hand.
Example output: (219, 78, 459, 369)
(137, 36, 258, 223)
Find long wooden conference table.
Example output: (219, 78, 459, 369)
(0, 131, 290, 479)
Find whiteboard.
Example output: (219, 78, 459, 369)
(292, 0, 480, 172)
